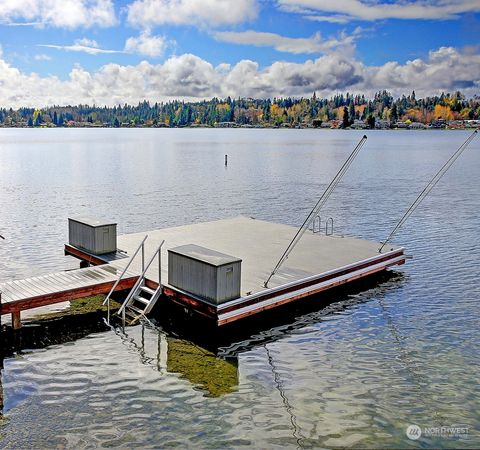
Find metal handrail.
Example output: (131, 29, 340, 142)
(104, 235, 148, 318)
(326, 217, 334, 236)
(118, 240, 165, 317)
(312, 215, 321, 233)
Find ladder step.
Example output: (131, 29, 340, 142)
(128, 315, 142, 326)
(123, 309, 136, 318)
(133, 294, 150, 305)
(128, 305, 145, 315)
(140, 286, 155, 296)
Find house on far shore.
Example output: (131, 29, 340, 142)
(464, 120, 480, 128)
(216, 122, 237, 128)
(350, 119, 366, 129)
(429, 119, 446, 128)
(375, 119, 390, 129)
(409, 122, 427, 129)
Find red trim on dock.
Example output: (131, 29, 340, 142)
(64, 244, 108, 265)
(0, 277, 138, 315)
(217, 254, 405, 325)
(219, 249, 405, 316)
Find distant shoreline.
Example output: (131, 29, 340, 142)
(0, 125, 476, 131)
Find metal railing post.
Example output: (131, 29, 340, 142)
(141, 242, 145, 272)
(117, 240, 165, 316)
(158, 246, 162, 289)
(102, 235, 148, 307)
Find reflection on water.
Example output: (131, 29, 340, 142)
(166, 338, 238, 398)
(111, 322, 239, 398)
(1, 129, 480, 448)
(0, 359, 3, 420)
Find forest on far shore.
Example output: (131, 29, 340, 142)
(1, 90, 479, 129)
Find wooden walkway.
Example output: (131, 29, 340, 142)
(0, 264, 139, 329)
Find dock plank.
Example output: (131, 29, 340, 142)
(0, 264, 140, 318)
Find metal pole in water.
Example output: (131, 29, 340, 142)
(379, 130, 478, 252)
(264, 135, 368, 287)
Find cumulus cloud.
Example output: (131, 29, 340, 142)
(0, 0, 117, 28)
(278, 0, 480, 22)
(0, 47, 478, 108)
(214, 30, 357, 54)
(125, 32, 167, 57)
(39, 38, 122, 55)
(365, 47, 480, 93)
(127, 0, 258, 28)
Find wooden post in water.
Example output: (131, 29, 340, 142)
(225, 155, 228, 166)
(12, 311, 21, 330)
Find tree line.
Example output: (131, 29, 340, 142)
(1, 91, 479, 128)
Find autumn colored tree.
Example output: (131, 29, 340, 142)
(434, 104, 454, 121)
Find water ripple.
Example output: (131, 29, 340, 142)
(1, 129, 479, 448)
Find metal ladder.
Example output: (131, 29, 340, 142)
(103, 236, 165, 327)
(118, 240, 165, 326)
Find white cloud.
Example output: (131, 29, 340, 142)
(125, 32, 167, 57)
(278, 0, 480, 22)
(75, 38, 100, 48)
(304, 14, 352, 24)
(39, 38, 122, 55)
(0, 47, 478, 108)
(34, 53, 52, 61)
(127, 0, 258, 28)
(365, 47, 480, 94)
(0, 0, 117, 28)
(214, 30, 356, 54)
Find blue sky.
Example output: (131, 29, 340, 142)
(0, 0, 479, 107)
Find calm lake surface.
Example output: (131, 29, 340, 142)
(0, 129, 479, 448)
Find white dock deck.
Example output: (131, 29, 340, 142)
(105, 216, 401, 297)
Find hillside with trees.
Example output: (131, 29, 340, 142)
(1, 91, 479, 129)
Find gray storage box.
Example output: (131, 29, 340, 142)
(68, 217, 117, 255)
(168, 244, 242, 304)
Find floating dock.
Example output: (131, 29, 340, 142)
(63, 216, 405, 326)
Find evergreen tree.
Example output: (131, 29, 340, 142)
(390, 103, 398, 124)
(342, 106, 349, 129)
(367, 115, 375, 129)
(349, 103, 355, 124)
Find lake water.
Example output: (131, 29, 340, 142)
(0, 129, 479, 448)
